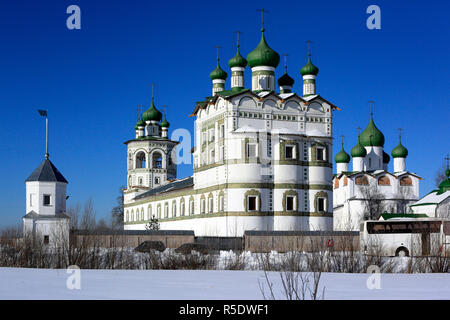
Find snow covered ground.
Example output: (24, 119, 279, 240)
(1, 267, 450, 300)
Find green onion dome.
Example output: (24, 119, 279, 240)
(335, 143, 351, 163)
(136, 117, 145, 128)
(300, 54, 319, 76)
(277, 71, 295, 87)
(438, 169, 450, 194)
(359, 113, 385, 147)
(391, 136, 408, 158)
(142, 98, 162, 122)
(228, 46, 247, 68)
(209, 59, 228, 80)
(160, 114, 170, 128)
(246, 28, 280, 68)
(351, 136, 367, 158)
(383, 151, 390, 164)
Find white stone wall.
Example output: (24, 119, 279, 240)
(26, 181, 67, 216)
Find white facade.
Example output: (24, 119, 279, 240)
(124, 90, 337, 236)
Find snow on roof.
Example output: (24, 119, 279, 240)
(279, 93, 295, 99)
(302, 94, 318, 101)
(411, 190, 450, 206)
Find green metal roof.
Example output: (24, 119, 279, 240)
(142, 98, 162, 122)
(228, 47, 247, 68)
(350, 135, 367, 158)
(300, 54, 319, 76)
(246, 28, 280, 68)
(335, 142, 351, 163)
(380, 213, 428, 220)
(209, 59, 228, 80)
(359, 113, 385, 147)
(160, 113, 170, 128)
(391, 136, 408, 158)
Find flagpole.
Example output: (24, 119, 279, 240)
(45, 116, 49, 159)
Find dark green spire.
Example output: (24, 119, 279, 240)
(335, 141, 351, 163)
(160, 112, 170, 128)
(247, 28, 280, 68)
(209, 58, 228, 80)
(359, 112, 385, 147)
(142, 96, 162, 122)
(391, 134, 408, 158)
(351, 135, 367, 158)
(228, 45, 247, 69)
(300, 53, 319, 76)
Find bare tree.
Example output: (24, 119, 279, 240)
(80, 198, 96, 230)
(435, 161, 447, 187)
(111, 186, 125, 229)
(67, 202, 81, 230)
(359, 181, 386, 220)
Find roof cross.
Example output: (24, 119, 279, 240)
(368, 100, 375, 115)
(257, 9, 269, 29)
(214, 45, 222, 62)
(306, 40, 313, 56)
(445, 154, 450, 169)
(234, 31, 242, 48)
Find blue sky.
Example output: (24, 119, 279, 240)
(0, 0, 449, 227)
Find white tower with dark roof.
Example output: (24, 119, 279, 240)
(23, 112, 70, 246)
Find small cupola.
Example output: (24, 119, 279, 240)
(277, 54, 294, 94)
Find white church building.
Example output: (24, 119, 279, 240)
(332, 117, 422, 231)
(123, 26, 339, 236)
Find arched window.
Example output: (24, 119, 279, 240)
(131, 209, 134, 221)
(153, 152, 163, 169)
(125, 210, 129, 222)
(147, 205, 152, 220)
(355, 175, 369, 185)
(334, 178, 339, 189)
(190, 200, 194, 215)
(180, 201, 185, 216)
(164, 203, 168, 218)
(135, 152, 146, 169)
(157, 205, 161, 219)
(400, 176, 413, 186)
(378, 176, 391, 186)
(172, 202, 177, 218)
(141, 208, 144, 221)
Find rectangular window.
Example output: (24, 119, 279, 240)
(286, 196, 295, 211)
(285, 145, 295, 159)
(29, 194, 34, 207)
(246, 143, 257, 158)
(210, 149, 215, 163)
(220, 124, 225, 138)
(43, 235, 49, 245)
(317, 198, 325, 212)
(316, 148, 325, 161)
(190, 201, 194, 215)
(155, 177, 160, 185)
(43, 194, 51, 206)
(248, 196, 257, 211)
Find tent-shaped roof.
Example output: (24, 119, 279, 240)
(25, 159, 68, 183)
